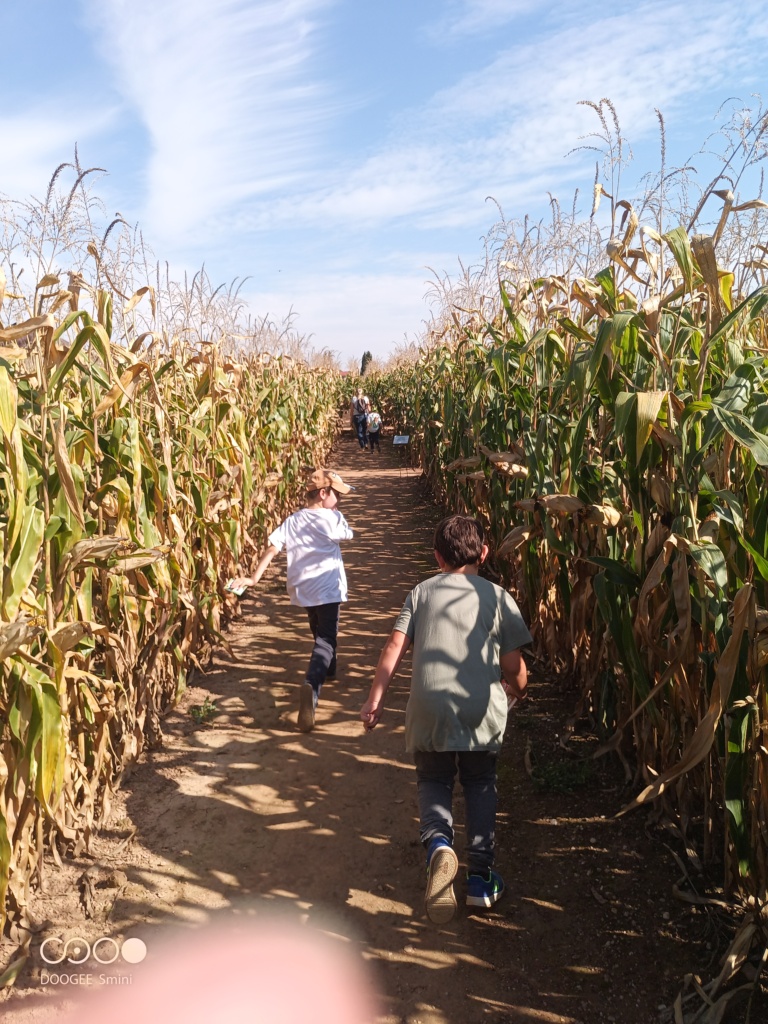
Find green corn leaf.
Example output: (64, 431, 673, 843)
(26, 666, 65, 812)
(0, 811, 10, 932)
(711, 404, 768, 466)
(707, 283, 768, 349)
(635, 391, 666, 465)
(736, 533, 768, 582)
(717, 364, 754, 413)
(0, 365, 17, 439)
(6, 505, 45, 620)
(663, 226, 696, 294)
(688, 540, 728, 592)
(585, 312, 635, 394)
(581, 556, 640, 588)
(49, 324, 100, 396)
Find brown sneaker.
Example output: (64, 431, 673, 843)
(298, 683, 316, 732)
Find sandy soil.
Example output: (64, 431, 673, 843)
(1, 432, 758, 1024)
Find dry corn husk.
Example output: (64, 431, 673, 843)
(494, 462, 529, 479)
(0, 619, 43, 661)
(498, 524, 540, 557)
(648, 470, 672, 510)
(445, 455, 482, 472)
(99, 492, 120, 518)
(580, 504, 623, 528)
(514, 494, 585, 515)
(698, 514, 720, 543)
(478, 444, 524, 466)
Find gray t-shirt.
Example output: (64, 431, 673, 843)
(394, 573, 532, 753)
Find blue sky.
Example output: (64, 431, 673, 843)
(2, 0, 767, 364)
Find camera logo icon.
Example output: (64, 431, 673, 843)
(40, 937, 147, 966)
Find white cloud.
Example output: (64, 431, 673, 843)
(434, 0, 542, 38)
(250, 0, 766, 236)
(85, 0, 336, 242)
(0, 107, 117, 201)
(247, 266, 438, 362)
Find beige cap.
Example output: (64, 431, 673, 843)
(306, 468, 354, 494)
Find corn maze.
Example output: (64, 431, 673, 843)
(368, 203, 768, 912)
(2, 107, 768, 1019)
(0, 277, 341, 941)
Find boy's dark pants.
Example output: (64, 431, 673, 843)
(414, 750, 498, 874)
(368, 430, 381, 451)
(305, 603, 340, 694)
(353, 414, 367, 449)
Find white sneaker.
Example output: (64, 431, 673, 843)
(425, 844, 458, 924)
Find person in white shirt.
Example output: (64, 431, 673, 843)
(366, 409, 382, 452)
(229, 469, 355, 732)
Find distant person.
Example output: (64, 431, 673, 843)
(360, 515, 530, 923)
(366, 409, 382, 452)
(350, 388, 370, 450)
(229, 469, 355, 732)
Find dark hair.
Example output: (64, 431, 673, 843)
(433, 515, 485, 569)
(306, 487, 339, 501)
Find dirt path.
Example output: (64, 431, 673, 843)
(3, 433, 722, 1024)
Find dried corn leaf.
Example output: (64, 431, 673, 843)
(93, 362, 151, 417)
(622, 584, 753, 813)
(445, 455, 482, 471)
(0, 619, 42, 660)
(0, 314, 55, 341)
(498, 524, 540, 557)
(123, 285, 155, 316)
(495, 462, 529, 478)
(581, 504, 622, 528)
(540, 494, 585, 514)
(53, 406, 85, 529)
(109, 548, 169, 573)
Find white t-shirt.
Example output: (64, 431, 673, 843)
(268, 508, 353, 607)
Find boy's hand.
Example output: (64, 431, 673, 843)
(226, 576, 254, 594)
(360, 699, 382, 731)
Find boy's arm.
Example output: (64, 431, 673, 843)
(329, 513, 354, 541)
(361, 629, 411, 731)
(229, 544, 279, 590)
(499, 648, 528, 701)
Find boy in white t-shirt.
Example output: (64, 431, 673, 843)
(229, 469, 354, 732)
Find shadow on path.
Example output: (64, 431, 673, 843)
(4, 431, 718, 1024)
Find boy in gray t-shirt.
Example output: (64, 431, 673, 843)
(361, 515, 530, 924)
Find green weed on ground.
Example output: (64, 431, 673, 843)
(189, 697, 219, 725)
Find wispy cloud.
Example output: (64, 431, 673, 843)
(0, 106, 117, 201)
(257, 0, 766, 235)
(434, 0, 542, 38)
(86, 0, 336, 242)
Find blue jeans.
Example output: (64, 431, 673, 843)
(305, 603, 340, 694)
(353, 414, 367, 449)
(414, 750, 498, 874)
